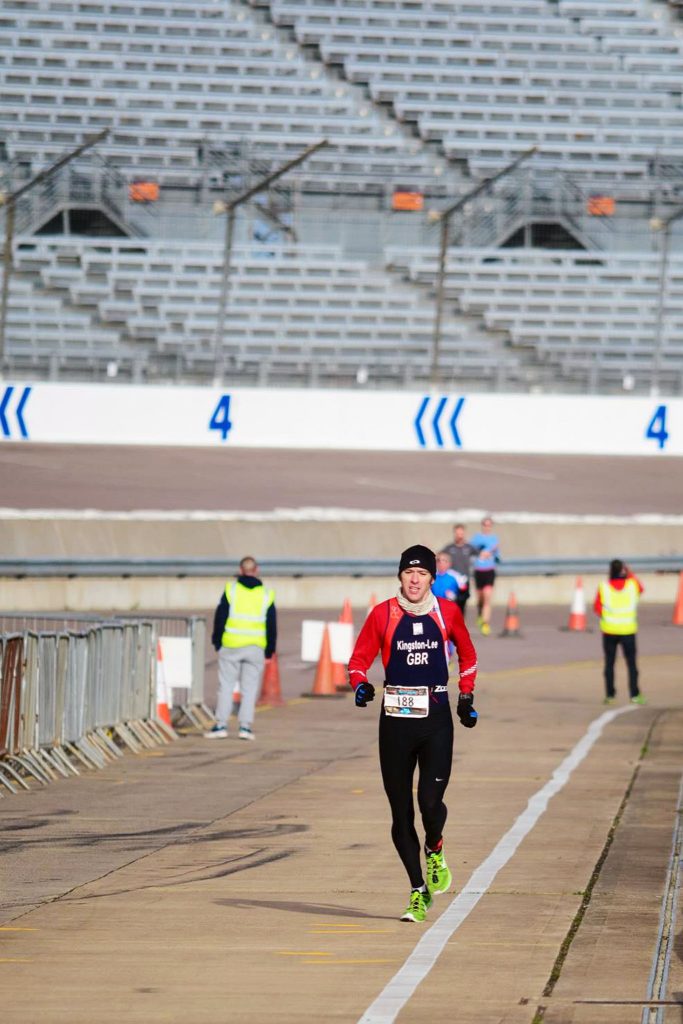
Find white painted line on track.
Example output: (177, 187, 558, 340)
(358, 705, 635, 1024)
(1, 508, 683, 525)
(451, 457, 556, 481)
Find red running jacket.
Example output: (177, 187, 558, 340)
(348, 596, 478, 695)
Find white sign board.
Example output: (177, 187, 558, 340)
(0, 382, 681, 455)
(301, 620, 354, 664)
(157, 636, 193, 694)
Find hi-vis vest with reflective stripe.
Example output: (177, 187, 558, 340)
(221, 581, 274, 649)
(599, 578, 639, 635)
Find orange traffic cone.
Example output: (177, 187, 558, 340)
(258, 653, 285, 707)
(332, 657, 347, 692)
(499, 592, 522, 637)
(302, 625, 345, 699)
(673, 571, 683, 626)
(567, 577, 588, 631)
(155, 641, 172, 726)
(334, 599, 353, 690)
(340, 598, 353, 625)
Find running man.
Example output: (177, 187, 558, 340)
(432, 550, 459, 602)
(348, 544, 478, 923)
(470, 515, 501, 636)
(441, 523, 475, 617)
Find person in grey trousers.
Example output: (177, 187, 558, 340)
(204, 556, 277, 741)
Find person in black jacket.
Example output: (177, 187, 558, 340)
(205, 556, 276, 741)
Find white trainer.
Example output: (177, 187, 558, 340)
(238, 726, 255, 741)
(204, 725, 228, 739)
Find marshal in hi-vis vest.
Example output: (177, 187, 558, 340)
(599, 578, 639, 635)
(221, 581, 274, 649)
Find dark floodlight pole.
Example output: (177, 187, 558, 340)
(651, 203, 683, 395)
(0, 128, 109, 369)
(429, 145, 537, 385)
(212, 138, 328, 379)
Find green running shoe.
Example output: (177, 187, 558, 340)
(426, 847, 453, 896)
(400, 889, 432, 923)
(630, 694, 647, 705)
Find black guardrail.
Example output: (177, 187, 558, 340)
(0, 556, 680, 578)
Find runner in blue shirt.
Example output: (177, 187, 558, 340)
(432, 551, 459, 659)
(431, 551, 459, 602)
(469, 516, 500, 636)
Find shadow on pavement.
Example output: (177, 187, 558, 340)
(214, 897, 397, 921)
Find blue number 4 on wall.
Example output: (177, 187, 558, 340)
(209, 394, 232, 441)
(645, 404, 669, 451)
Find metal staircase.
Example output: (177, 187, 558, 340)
(8, 160, 156, 239)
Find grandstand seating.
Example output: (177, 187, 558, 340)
(6, 272, 138, 377)
(9, 235, 683, 392)
(9, 237, 516, 385)
(2, 0, 683, 392)
(268, 0, 683, 179)
(0, 0, 452, 191)
(6, 0, 679, 185)
(388, 247, 683, 390)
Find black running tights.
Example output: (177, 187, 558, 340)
(378, 708, 454, 889)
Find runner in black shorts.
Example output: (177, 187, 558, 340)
(474, 568, 496, 590)
(470, 517, 501, 636)
(348, 544, 478, 923)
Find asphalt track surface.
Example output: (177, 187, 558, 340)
(2, 446, 683, 1022)
(1, 443, 682, 513)
(3, 606, 683, 1024)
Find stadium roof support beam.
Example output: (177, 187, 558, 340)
(0, 129, 110, 370)
(430, 146, 537, 386)
(212, 138, 328, 382)
(650, 203, 683, 396)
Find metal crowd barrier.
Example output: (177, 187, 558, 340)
(0, 615, 212, 796)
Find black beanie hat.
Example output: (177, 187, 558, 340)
(398, 544, 437, 579)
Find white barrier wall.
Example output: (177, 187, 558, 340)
(0, 382, 681, 455)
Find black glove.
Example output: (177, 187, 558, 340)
(355, 682, 375, 708)
(457, 693, 478, 728)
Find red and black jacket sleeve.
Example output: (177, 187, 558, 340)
(348, 601, 388, 691)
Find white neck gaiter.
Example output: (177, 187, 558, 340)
(396, 587, 436, 617)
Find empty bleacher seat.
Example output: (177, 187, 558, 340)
(0, 0, 452, 191)
(7, 236, 513, 386)
(386, 244, 683, 390)
(269, 0, 683, 180)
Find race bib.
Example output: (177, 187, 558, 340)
(384, 685, 430, 718)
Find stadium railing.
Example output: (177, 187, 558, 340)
(0, 557, 680, 577)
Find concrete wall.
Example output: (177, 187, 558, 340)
(0, 572, 678, 612)
(3, 515, 683, 560)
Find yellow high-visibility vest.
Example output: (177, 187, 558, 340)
(599, 579, 639, 635)
(221, 581, 274, 649)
